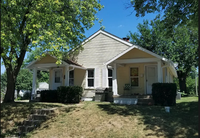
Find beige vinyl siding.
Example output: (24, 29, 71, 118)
(35, 55, 57, 64)
(74, 68, 86, 87)
(76, 33, 129, 88)
(117, 63, 145, 95)
(76, 33, 129, 67)
(163, 68, 166, 83)
(118, 48, 155, 59)
(162, 67, 174, 83)
(169, 71, 174, 83)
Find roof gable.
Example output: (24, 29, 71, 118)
(105, 45, 171, 65)
(118, 48, 155, 59)
(81, 29, 133, 47)
(26, 53, 83, 69)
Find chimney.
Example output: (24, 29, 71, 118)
(122, 37, 130, 42)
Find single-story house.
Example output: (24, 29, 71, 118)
(27, 30, 177, 103)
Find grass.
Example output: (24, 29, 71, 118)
(0, 101, 70, 138)
(1, 97, 198, 138)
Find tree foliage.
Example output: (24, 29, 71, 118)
(1, 69, 33, 94)
(16, 69, 33, 92)
(129, 0, 198, 29)
(174, 68, 198, 95)
(1, 0, 103, 102)
(129, 19, 198, 93)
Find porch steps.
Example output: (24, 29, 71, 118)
(17, 108, 58, 137)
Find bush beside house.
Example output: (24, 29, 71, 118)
(40, 90, 58, 102)
(40, 86, 83, 103)
(152, 83, 177, 106)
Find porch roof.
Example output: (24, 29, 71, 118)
(26, 53, 86, 70)
(105, 46, 178, 77)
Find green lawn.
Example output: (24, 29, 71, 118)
(1, 97, 198, 138)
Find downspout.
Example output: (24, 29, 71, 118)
(69, 67, 75, 71)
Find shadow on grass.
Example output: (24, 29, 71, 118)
(25, 105, 77, 138)
(1, 102, 64, 138)
(97, 101, 198, 138)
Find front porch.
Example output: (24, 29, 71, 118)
(106, 48, 177, 98)
(26, 54, 86, 100)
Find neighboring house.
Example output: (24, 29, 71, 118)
(27, 30, 177, 102)
(15, 90, 31, 98)
(37, 82, 49, 91)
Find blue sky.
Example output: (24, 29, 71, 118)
(1, 0, 158, 74)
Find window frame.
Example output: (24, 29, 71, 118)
(130, 67, 139, 87)
(86, 69, 95, 88)
(69, 70, 74, 86)
(55, 70, 61, 83)
(54, 68, 63, 83)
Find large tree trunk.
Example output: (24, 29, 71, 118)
(3, 49, 27, 103)
(177, 71, 187, 94)
(3, 70, 16, 102)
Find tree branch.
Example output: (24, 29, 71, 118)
(19, 2, 32, 34)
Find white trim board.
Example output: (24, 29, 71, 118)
(115, 58, 159, 64)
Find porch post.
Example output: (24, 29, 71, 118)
(113, 63, 118, 96)
(157, 61, 163, 82)
(65, 65, 69, 86)
(104, 66, 108, 87)
(31, 67, 37, 100)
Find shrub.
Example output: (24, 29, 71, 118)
(152, 83, 177, 106)
(57, 86, 71, 103)
(40, 90, 58, 102)
(57, 86, 83, 103)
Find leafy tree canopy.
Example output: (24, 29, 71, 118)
(16, 69, 33, 92)
(129, 0, 198, 33)
(1, 0, 103, 102)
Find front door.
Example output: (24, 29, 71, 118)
(53, 69, 62, 90)
(146, 65, 157, 94)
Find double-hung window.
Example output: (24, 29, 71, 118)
(69, 70, 74, 86)
(55, 70, 61, 83)
(87, 69, 94, 87)
(130, 67, 139, 86)
(108, 69, 112, 87)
